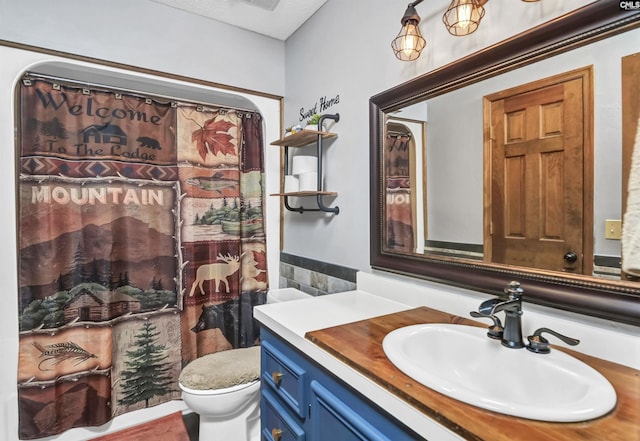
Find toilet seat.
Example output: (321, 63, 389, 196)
(179, 378, 260, 395)
(179, 346, 260, 391)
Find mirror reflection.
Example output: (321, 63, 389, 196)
(383, 26, 640, 281)
(385, 110, 426, 254)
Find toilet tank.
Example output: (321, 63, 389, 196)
(267, 288, 312, 303)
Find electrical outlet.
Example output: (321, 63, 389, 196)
(605, 219, 622, 240)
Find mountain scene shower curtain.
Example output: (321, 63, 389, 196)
(16, 78, 268, 439)
(385, 127, 415, 253)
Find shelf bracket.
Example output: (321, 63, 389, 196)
(316, 193, 340, 214)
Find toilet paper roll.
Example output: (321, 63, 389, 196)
(291, 155, 317, 175)
(284, 175, 299, 193)
(298, 172, 318, 191)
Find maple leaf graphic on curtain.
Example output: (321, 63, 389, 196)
(192, 118, 236, 160)
(252, 250, 268, 283)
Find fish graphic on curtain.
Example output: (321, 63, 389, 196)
(16, 78, 268, 439)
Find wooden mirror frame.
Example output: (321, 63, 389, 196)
(370, 2, 640, 326)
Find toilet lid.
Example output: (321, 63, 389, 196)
(179, 346, 260, 390)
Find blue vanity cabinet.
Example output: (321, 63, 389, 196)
(260, 327, 421, 441)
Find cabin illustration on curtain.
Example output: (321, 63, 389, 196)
(16, 78, 268, 439)
(82, 123, 128, 145)
(64, 289, 142, 322)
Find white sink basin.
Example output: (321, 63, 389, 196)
(382, 324, 617, 422)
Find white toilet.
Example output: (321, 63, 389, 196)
(179, 288, 312, 441)
(180, 377, 261, 441)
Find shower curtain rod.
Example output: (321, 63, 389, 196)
(387, 130, 412, 137)
(24, 72, 260, 114)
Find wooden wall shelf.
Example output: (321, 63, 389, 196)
(271, 113, 340, 214)
(271, 130, 337, 147)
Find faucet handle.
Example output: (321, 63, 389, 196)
(504, 280, 524, 299)
(526, 327, 580, 354)
(470, 311, 504, 340)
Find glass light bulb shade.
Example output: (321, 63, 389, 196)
(443, 0, 485, 36)
(392, 22, 426, 61)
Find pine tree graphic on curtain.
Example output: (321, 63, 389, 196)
(118, 322, 175, 408)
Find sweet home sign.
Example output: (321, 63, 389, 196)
(299, 93, 340, 122)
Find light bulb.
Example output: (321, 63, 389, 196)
(457, 4, 472, 29)
(402, 24, 419, 56)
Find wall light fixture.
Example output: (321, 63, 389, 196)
(443, 0, 487, 36)
(392, 0, 541, 61)
(391, 1, 427, 61)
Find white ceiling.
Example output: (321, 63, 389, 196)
(150, 0, 327, 40)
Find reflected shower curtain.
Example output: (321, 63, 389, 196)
(16, 78, 268, 439)
(385, 133, 415, 252)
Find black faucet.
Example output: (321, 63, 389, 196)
(471, 281, 581, 353)
(475, 281, 525, 349)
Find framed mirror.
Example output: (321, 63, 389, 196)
(370, 2, 640, 325)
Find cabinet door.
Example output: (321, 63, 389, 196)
(310, 380, 392, 441)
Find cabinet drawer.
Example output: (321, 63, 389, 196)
(261, 340, 308, 418)
(262, 389, 306, 441)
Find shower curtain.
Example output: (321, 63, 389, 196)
(385, 132, 415, 253)
(16, 77, 268, 439)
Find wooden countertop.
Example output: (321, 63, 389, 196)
(305, 307, 640, 441)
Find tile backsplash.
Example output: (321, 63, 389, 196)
(279, 253, 357, 296)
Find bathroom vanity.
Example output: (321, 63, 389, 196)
(254, 284, 640, 441)
(260, 328, 419, 440)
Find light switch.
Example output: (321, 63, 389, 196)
(605, 219, 622, 240)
